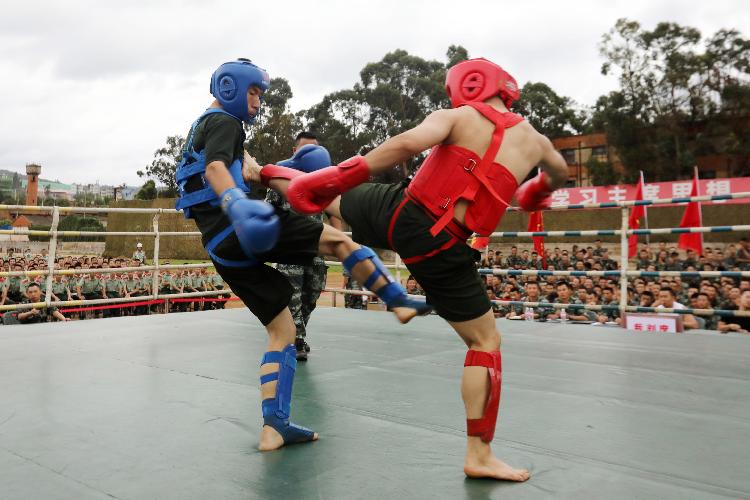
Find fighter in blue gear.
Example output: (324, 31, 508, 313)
(210, 58, 270, 124)
(175, 59, 433, 452)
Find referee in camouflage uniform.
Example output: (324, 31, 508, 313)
(264, 132, 331, 361)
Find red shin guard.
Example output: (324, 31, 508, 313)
(464, 350, 502, 442)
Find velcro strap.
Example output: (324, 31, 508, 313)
(342, 246, 376, 270)
(175, 156, 206, 183)
(464, 350, 500, 369)
(176, 186, 217, 210)
(260, 372, 279, 385)
(429, 205, 457, 237)
(467, 418, 490, 436)
(261, 351, 284, 365)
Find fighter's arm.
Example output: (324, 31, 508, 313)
(536, 135, 569, 191)
(205, 160, 239, 196)
(205, 116, 279, 255)
(282, 110, 457, 215)
(515, 134, 569, 211)
(363, 109, 455, 174)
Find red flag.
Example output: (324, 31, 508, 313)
(470, 236, 489, 250)
(678, 170, 703, 254)
(628, 178, 646, 258)
(528, 211, 546, 268)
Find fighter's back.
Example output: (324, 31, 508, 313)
(446, 103, 550, 186)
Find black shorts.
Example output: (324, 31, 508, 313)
(340, 182, 490, 322)
(211, 207, 324, 326)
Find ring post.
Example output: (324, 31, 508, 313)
(152, 211, 162, 311)
(619, 207, 629, 320)
(45, 206, 61, 308)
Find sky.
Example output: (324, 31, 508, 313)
(0, 0, 747, 187)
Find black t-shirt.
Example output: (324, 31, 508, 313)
(725, 307, 750, 331)
(183, 111, 247, 259)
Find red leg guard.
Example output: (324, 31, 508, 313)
(260, 164, 304, 187)
(464, 350, 502, 443)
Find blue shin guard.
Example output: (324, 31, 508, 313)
(343, 246, 432, 315)
(259, 344, 315, 444)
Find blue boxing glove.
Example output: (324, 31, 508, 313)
(277, 144, 332, 173)
(220, 187, 279, 255)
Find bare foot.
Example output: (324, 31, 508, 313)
(464, 454, 530, 482)
(258, 425, 319, 451)
(392, 306, 418, 324)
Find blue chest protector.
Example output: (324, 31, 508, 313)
(174, 108, 256, 268)
(175, 108, 250, 218)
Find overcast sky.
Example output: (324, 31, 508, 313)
(0, 0, 746, 187)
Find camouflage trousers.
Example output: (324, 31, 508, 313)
(277, 261, 328, 339)
(344, 277, 365, 310)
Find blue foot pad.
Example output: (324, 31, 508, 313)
(264, 414, 316, 445)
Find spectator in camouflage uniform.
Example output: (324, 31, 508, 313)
(123, 272, 142, 315)
(599, 287, 620, 322)
(192, 269, 208, 311)
(103, 273, 124, 318)
(486, 287, 504, 318)
(50, 275, 70, 303)
(540, 281, 588, 321)
(506, 281, 542, 319)
(5, 265, 25, 304)
(16, 283, 70, 324)
(209, 272, 228, 309)
(77, 272, 103, 319)
(506, 246, 524, 269)
(343, 268, 365, 310)
(264, 132, 331, 361)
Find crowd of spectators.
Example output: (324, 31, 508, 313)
(405, 239, 750, 333)
(6, 238, 750, 333)
(0, 250, 229, 325)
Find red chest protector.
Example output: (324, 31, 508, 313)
(406, 102, 523, 237)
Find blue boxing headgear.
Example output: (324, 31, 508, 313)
(277, 144, 332, 172)
(210, 58, 270, 124)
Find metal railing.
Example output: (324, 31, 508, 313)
(2, 190, 749, 323)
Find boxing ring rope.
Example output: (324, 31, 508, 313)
(2, 190, 749, 322)
(0, 205, 220, 314)
(505, 191, 750, 211)
(322, 191, 750, 321)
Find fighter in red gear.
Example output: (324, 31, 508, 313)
(256, 58, 568, 481)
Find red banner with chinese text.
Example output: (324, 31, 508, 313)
(548, 177, 750, 207)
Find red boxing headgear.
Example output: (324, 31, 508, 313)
(445, 58, 520, 109)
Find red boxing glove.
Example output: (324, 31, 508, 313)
(515, 172, 554, 211)
(260, 164, 304, 187)
(287, 156, 371, 214)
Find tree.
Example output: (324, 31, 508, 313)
(586, 157, 621, 186)
(136, 179, 157, 200)
(303, 46, 468, 181)
(58, 215, 104, 242)
(246, 77, 302, 166)
(514, 82, 586, 137)
(446, 45, 469, 68)
(596, 19, 750, 181)
(303, 88, 372, 163)
(138, 135, 185, 197)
